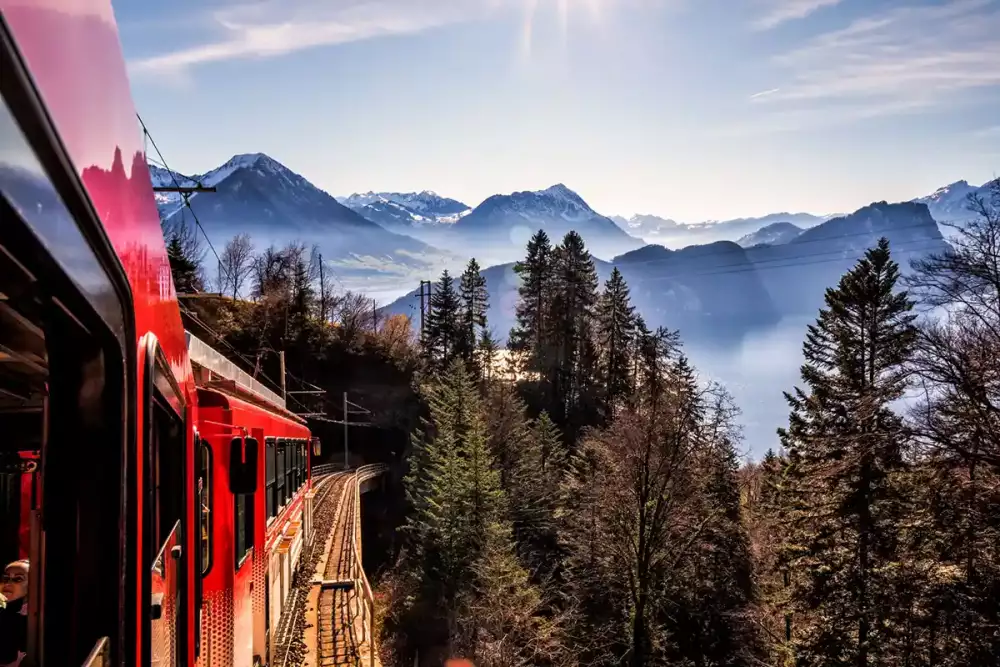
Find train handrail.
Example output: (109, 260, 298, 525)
(310, 462, 345, 478)
(348, 464, 386, 667)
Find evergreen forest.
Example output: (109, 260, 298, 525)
(167, 180, 1000, 667)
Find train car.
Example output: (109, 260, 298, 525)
(187, 334, 316, 667)
(0, 1, 197, 664)
(0, 3, 322, 666)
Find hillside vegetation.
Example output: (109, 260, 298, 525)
(166, 180, 1000, 667)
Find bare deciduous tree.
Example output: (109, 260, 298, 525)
(336, 290, 373, 346)
(218, 233, 255, 299)
(252, 245, 291, 300)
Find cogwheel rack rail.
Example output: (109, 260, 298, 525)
(297, 464, 387, 667)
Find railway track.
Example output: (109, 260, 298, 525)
(277, 465, 386, 667)
(272, 473, 350, 667)
(317, 473, 360, 665)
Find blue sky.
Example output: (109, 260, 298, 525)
(115, 0, 999, 221)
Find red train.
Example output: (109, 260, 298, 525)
(0, 2, 325, 666)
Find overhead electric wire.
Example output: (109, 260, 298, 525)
(614, 220, 949, 269)
(137, 113, 222, 268)
(403, 221, 951, 291)
(145, 154, 204, 185)
(636, 237, 947, 283)
(138, 116, 379, 423)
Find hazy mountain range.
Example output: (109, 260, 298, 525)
(150, 154, 460, 295)
(381, 199, 950, 346)
(146, 154, 993, 453)
(338, 183, 643, 265)
(148, 153, 993, 313)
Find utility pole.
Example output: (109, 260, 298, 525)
(343, 391, 349, 469)
(278, 351, 286, 400)
(318, 252, 327, 322)
(418, 280, 425, 344)
(152, 185, 217, 194)
(419, 280, 432, 345)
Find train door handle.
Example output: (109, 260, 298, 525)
(151, 592, 164, 620)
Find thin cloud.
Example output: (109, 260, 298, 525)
(128, 0, 494, 76)
(752, 0, 843, 30)
(750, 87, 780, 100)
(974, 125, 1000, 138)
(754, 0, 1000, 118)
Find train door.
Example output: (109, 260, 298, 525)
(195, 435, 213, 663)
(233, 431, 257, 667)
(1, 30, 133, 667)
(141, 337, 187, 667)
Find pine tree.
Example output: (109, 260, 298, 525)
(678, 409, 766, 666)
(285, 243, 316, 342)
(465, 522, 565, 667)
(547, 231, 600, 439)
(506, 410, 568, 573)
(904, 178, 1000, 665)
(402, 360, 505, 654)
(778, 238, 917, 667)
(595, 267, 636, 420)
(558, 436, 623, 664)
(509, 230, 554, 373)
(403, 360, 557, 663)
(476, 329, 499, 383)
(634, 321, 680, 407)
(424, 270, 462, 369)
(458, 258, 489, 368)
(165, 229, 205, 293)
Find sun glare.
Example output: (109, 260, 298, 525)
(519, 0, 609, 58)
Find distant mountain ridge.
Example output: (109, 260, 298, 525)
(382, 199, 950, 346)
(912, 178, 998, 227)
(338, 190, 472, 228)
(737, 222, 803, 247)
(149, 154, 981, 312)
(613, 211, 828, 247)
(744, 200, 949, 316)
(448, 183, 643, 262)
(150, 153, 456, 293)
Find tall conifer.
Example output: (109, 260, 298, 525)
(779, 238, 917, 666)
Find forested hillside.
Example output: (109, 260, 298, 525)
(165, 181, 999, 667)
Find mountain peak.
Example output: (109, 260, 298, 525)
(541, 183, 579, 199)
(224, 152, 283, 172)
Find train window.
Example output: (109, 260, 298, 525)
(1, 32, 132, 666)
(198, 440, 212, 575)
(234, 491, 253, 568)
(0, 206, 127, 664)
(149, 393, 184, 561)
(265, 437, 276, 520)
(302, 442, 308, 485)
(284, 444, 292, 500)
(142, 339, 187, 667)
(275, 440, 285, 509)
(292, 442, 299, 490)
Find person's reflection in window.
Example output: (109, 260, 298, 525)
(0, 560, 28, 667)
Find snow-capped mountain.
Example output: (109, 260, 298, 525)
(736, 222, 803, 247)
(913, 179, 998, 227)
(451, 183, 643, 261)
(744, 201, 949, 316)
(151, 154, 455, 292)
(149, 164, 199, 218)
(614, 211, 826, 247)
(341, 190, 469, 217)
(338, 191, 472, 235)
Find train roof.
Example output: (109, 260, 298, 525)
(187, 330, 307, 427)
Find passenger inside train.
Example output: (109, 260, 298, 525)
(0, 559, 28, 667)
